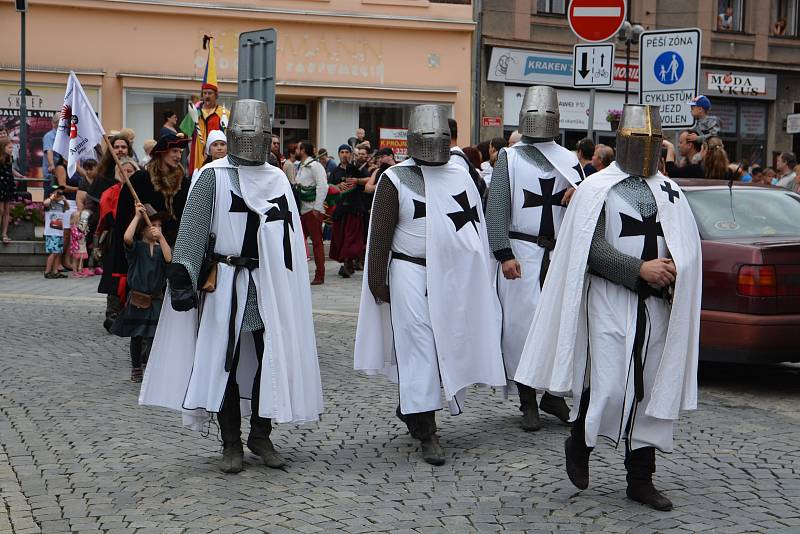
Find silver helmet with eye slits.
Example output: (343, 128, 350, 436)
(518, 86, 560, 139)
(226, 99, 272, 165)
(406, 104, 451, 165)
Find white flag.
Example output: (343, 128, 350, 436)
(53, 72, 105, 177)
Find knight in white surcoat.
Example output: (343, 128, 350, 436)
(139, 99, 323, 474)
(514, 105, 703, 511)
(486, 85, 584, 431)
(354, 104, 506, 466)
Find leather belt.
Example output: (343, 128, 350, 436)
(212, 253, 259, 269)
(392, 252, 426, 267)
(211, 253, 259, 372)
(508, 231, 556, 288)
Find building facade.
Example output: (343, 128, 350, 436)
(0, 0, 474, 178)
(479, 0, 799, 168)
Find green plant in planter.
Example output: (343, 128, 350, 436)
(10, 199, 45, 227)
(606, 109, 623, 123)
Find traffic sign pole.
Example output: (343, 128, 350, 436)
(588, 88, 595, 141)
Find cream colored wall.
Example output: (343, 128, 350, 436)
(0, 0, 474, 138)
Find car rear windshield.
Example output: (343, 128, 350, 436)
(685, 188, 800, 239)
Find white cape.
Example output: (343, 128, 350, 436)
(514, 163, 702, 421)
(354, 159, 507, 407)
(140, 157, 323, 428)
(530, 140, 585, 185)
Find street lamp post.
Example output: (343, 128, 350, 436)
(16, 0, 29, 177)
(616, 21, 644, 104)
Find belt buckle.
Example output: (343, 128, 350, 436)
(226, 255, 233, 265)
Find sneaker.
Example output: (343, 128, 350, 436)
(94, 267, 103, 275)
(54, 272, 68, 279)
(80, 268, 94, 277)
(44, 272, 55, 279)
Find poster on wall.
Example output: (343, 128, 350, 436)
(379, 127, 408, 160)
(0, 83, 101, 179)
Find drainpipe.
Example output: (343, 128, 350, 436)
(472, 0, 483, 145)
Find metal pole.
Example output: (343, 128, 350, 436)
(18, 9, 28, 177)
(624, 40, 630, 104)
(471, 0, 483, 145)
(587, 88, 596, 142)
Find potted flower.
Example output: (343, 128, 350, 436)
(606, 109, 623, 131)
(8, 198, 45, 241)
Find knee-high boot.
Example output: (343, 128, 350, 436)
(625, 446, 673, 511)
(246, 329, 285, 469)
(565, 388, 592, 489)
(218, 380, 244, 474)
(516, 382, 541, 432)
(402, 410, 444, 466)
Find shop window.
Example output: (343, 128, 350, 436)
(772, 0, 799, 36)
(537, 0, 566, 15)
(717, 0, 745, 32)
(715, 100, 767, 165)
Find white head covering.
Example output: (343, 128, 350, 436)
(205, 130, 227, 155)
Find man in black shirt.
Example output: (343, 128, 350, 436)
(663, 130, 703, 179)
(330, 144, 369, 277)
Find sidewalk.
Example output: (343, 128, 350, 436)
(0, 259, 361, 316)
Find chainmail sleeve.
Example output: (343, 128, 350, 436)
(172, 168, 215, 290)
(587, 209, 643, 292)
(486, 148, 514, 262)
(367, 177, 399, 303)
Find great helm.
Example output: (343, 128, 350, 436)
(406, 104, 451, 165)
(518, 86, 560, 139)
(226, 99, 271, 165)
(615, 104, 663, 177)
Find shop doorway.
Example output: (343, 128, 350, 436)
(273, 102, 310, 156)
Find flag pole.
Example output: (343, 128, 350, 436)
(101, 135, 152, 226)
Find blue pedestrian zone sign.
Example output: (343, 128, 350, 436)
(654, 52, 684, 85)
(639, 28, 701, 128)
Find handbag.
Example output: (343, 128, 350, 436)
(130, 290, 153, 309)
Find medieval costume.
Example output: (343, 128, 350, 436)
(180, 36, 229, 176)
(329, 144, 369, 278)
(99, 134, 190, 306)
(355, 105, 506, 466)
(514, 105, 702, 511)
(486, 86, 584, 431)
(140, 100, 323, 474)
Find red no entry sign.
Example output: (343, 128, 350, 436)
(568, 0, 627, 43)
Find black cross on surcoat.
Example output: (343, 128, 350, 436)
(522, 177, 568, 237)
(229, 193, 260, 259)
(619, 212, 664, 261)
(413, 199, 426, 220)
(446, 191, 479, 233)
(660, 181, 680, 203)
(264, 194, 294, 271)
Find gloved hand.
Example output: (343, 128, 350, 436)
(166, 263, 198, 311)
(371, 284, 390, 304)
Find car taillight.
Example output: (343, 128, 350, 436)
(737, 265, 777, 297)
(776, 265, 800, 296)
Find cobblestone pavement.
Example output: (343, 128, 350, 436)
(1, 267, 799, 534)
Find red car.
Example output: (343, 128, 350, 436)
(679, 179, 800, 364)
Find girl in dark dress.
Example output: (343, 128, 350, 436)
(111, 202, 172, 382)
(0, 139, 23, 244)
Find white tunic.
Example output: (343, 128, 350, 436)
(140, 158, 324, 429)
(496, 142, 578, 385)
(514, 163, 703, 452)
(580, 186, 674, 451)
(355, 159, 507, 415)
